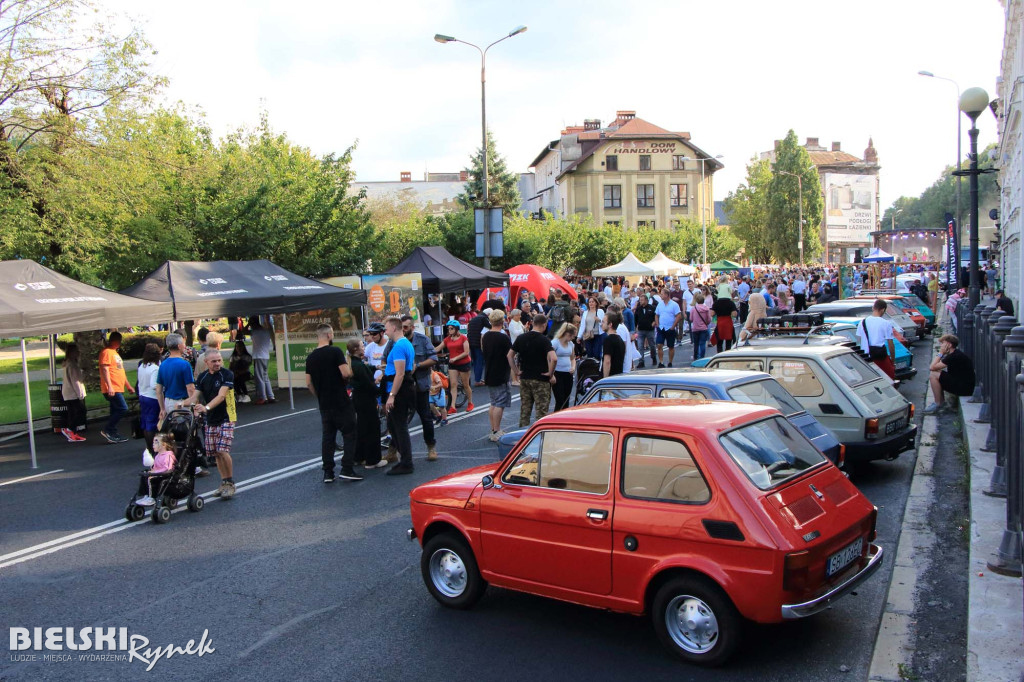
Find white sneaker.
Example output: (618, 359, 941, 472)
(923, 402, 943, 415)
(136, 496, 156, 507)
(372, 460, 390, 468)
(488, 431, 500, 442)
(237, 394, 251, 403)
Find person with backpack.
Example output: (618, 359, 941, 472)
(547, 289, 571, 338)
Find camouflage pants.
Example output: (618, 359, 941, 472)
(519, 378, 552, 428)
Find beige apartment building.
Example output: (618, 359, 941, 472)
(525, 111, 723, 229)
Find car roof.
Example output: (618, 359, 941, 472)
(539, 399, 779, 432)
(713, 344, 854, 358)
(592, 367, 771, 389)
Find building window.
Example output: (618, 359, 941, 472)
(604, 185, 622, 209)
(606, 220, 621, 227)
(637, 184, 655, 208)
(672, 155, 686, 170)
(670, 184, 688, 207)
(637, 220, 655, 228)
(606, 155, 618, 171)
(639, 155, 651, 171)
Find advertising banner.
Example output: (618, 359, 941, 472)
(825, 173, 876, 244)
(945, 214, 960, 290)
(272, 275, 364, 388)
(361, 273, 425, 333)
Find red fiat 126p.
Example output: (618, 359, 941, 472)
(407, 400, 883, 666)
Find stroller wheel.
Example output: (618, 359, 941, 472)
(153, 506, 172, 524)
(125, 504, 146, 522)
(187, 494, 204, 512)
(163, 496, 177, 510)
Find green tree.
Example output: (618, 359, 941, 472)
(723, 157, 773, 262)
(457, 130, 521, 214)
(768, 130, 823, 263)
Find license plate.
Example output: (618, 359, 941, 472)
(827, 539, 863, 577)
(885, 417, 906, 435)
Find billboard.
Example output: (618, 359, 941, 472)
(825, 173, 876, 244)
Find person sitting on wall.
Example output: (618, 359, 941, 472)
(924, 334, 976, 414)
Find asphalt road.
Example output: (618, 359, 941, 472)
(0, 339, 931, 681)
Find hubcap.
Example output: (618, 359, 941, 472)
(665, 594, 719, 654)
(429, 548, 467, 598)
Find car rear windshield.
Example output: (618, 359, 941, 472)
(719, 416, 826, 490)
(727, 379, 803, 417)
(827, 353, 879, 387)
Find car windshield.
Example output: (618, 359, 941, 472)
(827, 353, 879, 387)
(719, 417, 826, 490)
(727, 379, 803, 417)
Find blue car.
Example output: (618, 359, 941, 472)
(497, 368, 844, 466)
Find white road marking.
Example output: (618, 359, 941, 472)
(0, 398, 503, 570)
(0, 469, 63, 487)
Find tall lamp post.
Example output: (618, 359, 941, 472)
(435, 26, 527, 270)
(778, 170, 804, 263)
(919, 71, 962, 239)
(956, 87, 991, 309)
(680, 154, 724, 264)
(891, 208, 903, 231)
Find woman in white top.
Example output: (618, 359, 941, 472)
(508, 308, 525, 345)
(136, 342, 163, 455)
(577, 296, 605, 359)
(61, 344, 87, 442)
(552, 323, 578, 411)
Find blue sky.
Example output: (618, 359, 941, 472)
(112, 0, 1005, 214)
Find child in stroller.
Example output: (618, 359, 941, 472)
(573, 357, 602, 406)
(125, 409, 206, 524)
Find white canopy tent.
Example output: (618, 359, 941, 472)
(644, 251, 696, 276)
(592, 252, 656, 278)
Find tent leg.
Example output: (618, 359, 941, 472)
(282, 316, 294, 411)
(22, 339, 37, 469)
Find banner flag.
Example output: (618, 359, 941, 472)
(945, 213, 960, 290)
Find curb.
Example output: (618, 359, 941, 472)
(867, 336, 940, 682)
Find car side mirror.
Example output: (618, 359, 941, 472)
(482, 475, 494, 489)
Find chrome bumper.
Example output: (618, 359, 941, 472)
(781, 543, 884, 619)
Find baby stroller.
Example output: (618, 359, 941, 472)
(574, 357, 602, 405)
(124, 410, 206, 524)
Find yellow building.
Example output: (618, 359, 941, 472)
(526, 111, 722, 229)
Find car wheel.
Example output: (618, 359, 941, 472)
(421, 532, 486, 609)
(652, 576, 740, 667)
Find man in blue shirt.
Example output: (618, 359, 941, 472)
(737, 277, 751, 324)
(156, 333, 196, 424)
(383, 316, 416, 475)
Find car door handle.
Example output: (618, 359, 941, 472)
(586, 509, 608, 520)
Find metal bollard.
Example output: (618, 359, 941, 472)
(966, 302, 981, 399)
(986, 317, 1016, 487)
(987, 345, 1024, 577)
(976, 306, 1001, 423)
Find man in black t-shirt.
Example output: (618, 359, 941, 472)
(512, 314, 556, 428)
(482, 310, 514, 442)
(925, 334, 976, 414)
(602, 311, 626, 377)
(466, 309, 489, 385)
(305, 324, 362, 483)
(188, 350, 238, 498)
(634, 293, 657, 368)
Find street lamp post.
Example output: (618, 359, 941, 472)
(892, 208, 903, 231)
(957, 87, 991, 309)
(681, 155, 723, 264)
(435, 26, 527, 270)
(919, 70, 963, 244)
(778, 170, 804, 263)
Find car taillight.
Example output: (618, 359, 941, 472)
(838, 444, 846, 468)
(865, 418, 879, 438)
(783, 551, 811, 592)
(868, 506, 878, 542)
(908, 404, 915, 419)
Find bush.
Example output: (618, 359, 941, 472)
(56, 331, 169, 359)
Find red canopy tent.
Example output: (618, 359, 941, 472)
(477, 264, 578, 309)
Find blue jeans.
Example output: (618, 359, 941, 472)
(691, 330, 709, 360)
(585, 333, 606, 359)
(470, 346, 484, 384)
(105, 392, 128, 435)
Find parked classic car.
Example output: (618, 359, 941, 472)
(497, 368, 843, 465)
(807, 300, 919, 342)
(409, 401, 883, 666)
(693, 345, 917, 464)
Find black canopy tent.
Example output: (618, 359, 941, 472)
(0, 260, 174, 469)
(122, 260, 368, 409)
(385, 246, 509, 294)
(121, 260, 367, 319)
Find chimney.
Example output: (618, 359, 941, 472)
(400, 171, 411, 182)
(584, 118, 601, 131)
(774, 139, 782, 151)
(864, 138, 878, 164)
(832, 141, 841, 152)
(459, 170, 468, 181)
(615, 110, 636, 122)
(805, 137, 819, 149)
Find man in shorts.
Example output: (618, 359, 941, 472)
(187, 350, 238, 498)
(481, 309, 514, 442)
(655, 288, 682, 368)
